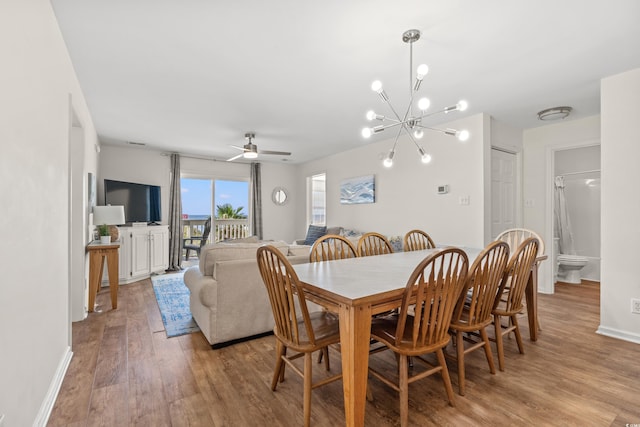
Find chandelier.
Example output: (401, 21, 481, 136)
(361, 29, 469, 167)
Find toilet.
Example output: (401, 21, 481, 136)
(557, 254, 588, 284)
(554, 237, 588, 284)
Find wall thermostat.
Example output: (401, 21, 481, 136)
(437, 185, 449, 194)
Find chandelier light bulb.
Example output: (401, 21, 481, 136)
(371, 80, 383, 93)
(414, 129, 424, 139)
(456, 129, 470, 141)
(418, 97, 430, 111)
(366, 110, 377, 121)
(383, 157, 394, 168)
(457, 100, 468, 111)
(361, 127, 373, 138)
(418, 147, 432, 164)
(416, 64, 429, 79)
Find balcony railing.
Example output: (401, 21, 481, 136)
(183, 217, 250, 244)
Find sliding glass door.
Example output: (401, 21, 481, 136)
(180, 177, 250, 258)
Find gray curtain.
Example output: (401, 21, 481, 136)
(168, 153, 183, 270)
(250, 162, 263, 239)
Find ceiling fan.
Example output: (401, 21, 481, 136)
(226, 132, 291, 162)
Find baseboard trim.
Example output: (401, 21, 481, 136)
(33, 346, 73, 427)
(596, 326, 640, 345)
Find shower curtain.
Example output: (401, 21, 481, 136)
(554, 176, 575, 255)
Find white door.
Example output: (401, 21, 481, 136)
(491, 149, 517, 238)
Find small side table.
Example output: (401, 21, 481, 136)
(87, 241, 120, 312)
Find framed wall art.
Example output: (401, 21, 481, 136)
(340, 174, 375, 205)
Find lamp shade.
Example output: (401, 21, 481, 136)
(93, 205, 125, 225)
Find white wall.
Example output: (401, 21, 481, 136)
(99, 146, 300, 243)
(522, 115, 600, 293)
(599, 68, 640, 343)
(294, 114, 490, 248)
(0, 1, 99, 425)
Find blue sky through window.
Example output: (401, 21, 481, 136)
(181, 178, 248, 219)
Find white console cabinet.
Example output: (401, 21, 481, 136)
(118, 225, 169, 284)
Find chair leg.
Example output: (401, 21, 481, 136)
(303, 352, 313, 427)
(322, 347, 330, 371)
(272, 341, 286, 390)
(317, 350, 324, 364)
(455, 330, 466, 396)
(436, 348, 455, 407)
(398, 354, 409, 427)
(494, 314, 505, 372)
(511, 315, 525, 354)
(479, 327, 496, 375)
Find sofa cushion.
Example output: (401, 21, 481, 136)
(288, 245, 311, 257)
(303, 225, 327, 245)
(199, 240, 289, 277)
(223, 235, 259, 243)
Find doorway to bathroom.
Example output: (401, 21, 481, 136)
(553, 144, 601, 285)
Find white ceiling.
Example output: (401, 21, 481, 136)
(51, 1, 640, 164)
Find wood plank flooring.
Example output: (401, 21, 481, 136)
(48, 279, 640, 426)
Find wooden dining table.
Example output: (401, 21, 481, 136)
(292, 246, 546, 427)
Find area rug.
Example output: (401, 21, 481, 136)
(151, 273, 200, 338)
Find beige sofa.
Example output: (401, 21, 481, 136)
(184, 239, 311, 347)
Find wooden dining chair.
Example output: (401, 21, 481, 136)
(449, 240, 510, 395)
(492, 237, 539, 371)
(496, 227, 545, 256)
(403, 229, 436, 252)
(309, 234, 358, 262)
(357, 232, 394, 257)
(368, 248, 469, 427)
(256, 245, 342, 427)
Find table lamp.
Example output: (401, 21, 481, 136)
(93, 205, 126, 242)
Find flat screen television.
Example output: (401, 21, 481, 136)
(104, 179, 162, 224)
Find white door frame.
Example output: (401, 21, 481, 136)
(544, 138, 601, 294)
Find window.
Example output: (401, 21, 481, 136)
(181, 177, 250, 244)
(308, 173, 326, 226)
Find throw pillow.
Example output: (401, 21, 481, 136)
(303, 225, 327, 246)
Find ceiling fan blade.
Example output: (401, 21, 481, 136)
(230, 145, 247, 151)
(226, 153, 244, 162)
(259, 150, 291, 156)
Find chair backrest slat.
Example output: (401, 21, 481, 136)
(496, 228, 544, 257)
(310, 234, 358, 262)
(453, 241, 510, 326)
(495, 237, 540, 314)
(395, 248, 469, 349)
(403, 229, 436, 252)
(357, 232, 394, 257)
(257, 245, 315, 347)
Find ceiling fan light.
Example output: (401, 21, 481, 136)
(243, 151, 258, 159)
